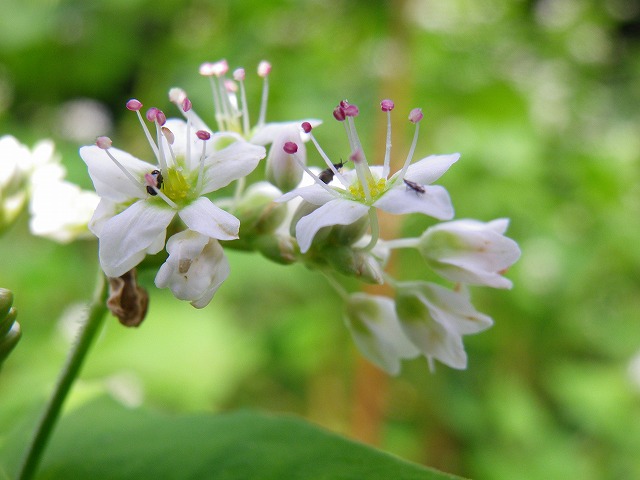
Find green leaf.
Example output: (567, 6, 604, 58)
(37, 398, 464, 480)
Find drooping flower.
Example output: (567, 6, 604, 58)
(171, 60, 321, 191)
(155, 229, 231, 308)
(417, 218, 521, 289)
(395, 281, 493, 370)
(344, 293, 419, 375)
(80, 99, 266, 278)
(277, 100, 458, 253)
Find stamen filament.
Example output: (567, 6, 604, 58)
(351, 150, 372, 202)
(196, 140, 206, 193)
(288, 151, 341, 197)
(103, 150, 146, 194)
(208, 77, 224, 131)
(154, 122, 168, 171)
(398, 121, 420, 182)
(383, 110, 392, 178)
(134, 110, 159, 158)
(237, 78, 251, 137)
(308, 133, 349, 187)
(257, 75, 269, 127)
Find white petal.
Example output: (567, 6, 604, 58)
(295, 199, 369, 253)
(374, 185, 454, 219)
(80, 145, 154, 202)
(98, 200, 175, 277)
(178, 197, 239, 240)
(401, 153, 460, 185)
(200, 141, 265, 193)
(88, 198, 117, 236)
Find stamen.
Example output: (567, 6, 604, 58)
(162, 127, 178, 166)
(201, 64, 224, 131)
(96, 136, 146, 194)
(151, 109, 169, 171)
(397, 108, 423, 182)
(302, 122, 349, 187)
(196, 130, 210, 192)
(128, 99, 159, 159)
(282, 142, 340, 197)
(257, 60, 271, 128)
(143, 173, 178, 209)
(380, 99, 395, 178)
(234, 68, 251, 137)
(351, 149, 371, 202)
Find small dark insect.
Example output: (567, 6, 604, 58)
(319, 159, 347, 184)
(403, 178, 425, 194)
(146, 169, 164, 196)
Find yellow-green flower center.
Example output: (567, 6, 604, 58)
(348, 177, 387, 203)
(161, 167, 192, 203)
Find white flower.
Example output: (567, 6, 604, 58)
(395, 281, 493, 370)
(277, 100, 457, 253)
(418, 218, 521, 289)
(80, 101, 265, 278)
(0, 136, 61, 230)
(155, 230, 230, 308)
(29, 178, 99, 243)
(344, 293, 419, 375)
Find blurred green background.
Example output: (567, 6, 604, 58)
(2, 0, 640, 478)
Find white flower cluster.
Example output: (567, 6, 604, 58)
(3, 59, 519, 374)
(0, 135, 98, 241)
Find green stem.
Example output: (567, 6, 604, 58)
(16, 271, 109, 480)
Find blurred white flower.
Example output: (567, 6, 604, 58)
(29, 177, 99, 243)
(0, 135, 62, 232)
(344, 293, 419, 375)
(395, 281, 493, 370)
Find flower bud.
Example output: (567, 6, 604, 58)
(0, 288, 21, 366)
(344, 293, 419, 375)
(266, 126, 305, 192)
(252, 233, 297, 265)
(235, 182, 289, 238)
(324, 246, 385, 284)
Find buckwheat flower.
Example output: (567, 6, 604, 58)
(395, 281, 493, 370)
(29, 177, 100, 243)
(277, 100, 458, 253)
(344, 293, 419, 375)
(155, 229, 230, 308)
(0, 135, 61, 231)
(80, 100, 265, 277)
(417, 218, 521, 289)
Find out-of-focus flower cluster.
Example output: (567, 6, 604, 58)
(1, 59, 520, 374)
(0, 134, 98, 241)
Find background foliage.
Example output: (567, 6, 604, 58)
(1, 0, 640, 478)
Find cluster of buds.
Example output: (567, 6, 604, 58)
(72, 60, 520, 373)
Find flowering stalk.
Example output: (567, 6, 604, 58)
(17, 271, 108, 480)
